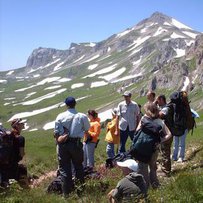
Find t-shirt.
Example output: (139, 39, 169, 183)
(117, 101, 139, 131)
(12, 135, 25, 163)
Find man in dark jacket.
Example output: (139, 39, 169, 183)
(107, 159, 147, 203)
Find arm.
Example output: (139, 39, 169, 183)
(161, 124, 172, 143)
(107, 189, 117, 203)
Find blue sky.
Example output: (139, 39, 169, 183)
(0, 0, 202, 71)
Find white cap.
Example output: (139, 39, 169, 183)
(117, 159, 138, 172)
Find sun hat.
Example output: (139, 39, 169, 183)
(117, 159, 138, 172)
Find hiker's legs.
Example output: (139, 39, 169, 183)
(173, 136, 179, 161)
(71, 141, 84, 183)
(119, 129, 128, 153)
(106, 143, 115, 159)
(83, 143, 87, 167)
(128, 130, 135, 141)
(86, 142, 96, 167)
(58, 144, 73, 196)
(138, 162, 150, 189)
(149, 150, 159, 188)
(160, 137, 173, 174)
(179, 130, 187, 160)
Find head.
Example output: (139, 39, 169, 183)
(11, 118, 25, 132)
(122, 91, 132, 104)
(88, 110, 98, 121)
(144, 102, 159, 119)
(65, 96, 76, 108)
(146, 91, 156, 102)
(156, 94, 166, 106)
(117, 159, 138, 175)
(111, 108, 118, 119)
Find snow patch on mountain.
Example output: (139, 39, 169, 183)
(116, 29, 132, 38)
(83, 64, 117, 78)
(88, 64, 98, 70)
(14, 88, 67, 105)
(174, 48, 185, 58)
(53, 62, 65, 71)
(98, 109, 112, 122)
(4, 97, 15, 101)
(111, 73, 142, 83)
(71, 83, 84, 89)
(6, 70, 14, 76)
(171, 32, 185, 39)
(171, 18, 192, 30)
(44, 85, 61, 90)
(73, 55, 85, 63)
(153, 27, 167, 37)
(0, 80, 7, 84)
(182, 31, 198, 39)
(181, 76, 190, 91)
(84, 42, 96, 47)
(90, 81, 108, 88)
(82, 54, 100, 63)
(24, 92, 36, 99)
(99, 67, 126, 81)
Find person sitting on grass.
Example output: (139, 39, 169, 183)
(107, 159, 147, 203)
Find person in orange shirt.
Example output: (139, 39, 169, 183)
(83, 110, 101, 168)
(105, 108, 120, 159)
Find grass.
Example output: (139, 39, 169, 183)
(1, 113, 203, 202)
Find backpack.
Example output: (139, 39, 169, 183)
(130, 117, 163, 163)
(169, 91, 196, 136)
(0, 125, 13, 164)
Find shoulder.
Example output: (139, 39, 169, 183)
(56, 111, 67, 121)
(153, 118, 164, 127)
(77, 112, 88, 120)
(130, 101, 139, 108)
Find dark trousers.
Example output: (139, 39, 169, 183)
(119, 127, 135, 153)
(160, 136, 173, 174)
(58, 140, 84, 196)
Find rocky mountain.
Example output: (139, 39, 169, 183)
(0, 12, 202, 130)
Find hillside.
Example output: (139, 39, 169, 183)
(0, 12, 202, 131)
(0, 12, 203, 203)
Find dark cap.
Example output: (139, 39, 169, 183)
(64, 96, 76, 106)
(122, 91, 132, 97)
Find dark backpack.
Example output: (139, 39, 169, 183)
(130, 117, 163, 163)
(0, 125, 13, 164)
(169, 91, 196, 136)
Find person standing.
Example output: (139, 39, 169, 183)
(54, 96, 90, 196)
(83, 110, 101, 168)
(146, 91, 156, 103)
(116, 91, 139, 153)
(105, 108, 120, 159)
(156, 95, 174, 176)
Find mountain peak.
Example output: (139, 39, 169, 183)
(137, 11, 171, 26)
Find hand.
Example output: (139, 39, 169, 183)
(57, 134, 68, 144)
(114, 130, 118, 136)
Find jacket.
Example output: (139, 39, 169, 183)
(84, 117, 101, 143)
(105, 118, 120, 144)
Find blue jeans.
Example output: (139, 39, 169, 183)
(119, 127, 135, 153)
(106, 143, 115, 159)
(173, 129, 188, 160)
(83, 142, 96, 167)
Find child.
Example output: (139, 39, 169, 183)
(105, 109, 120, 159)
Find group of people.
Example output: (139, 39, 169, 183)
(53, 89, 192, 201)
(0, 89, 193, 202)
